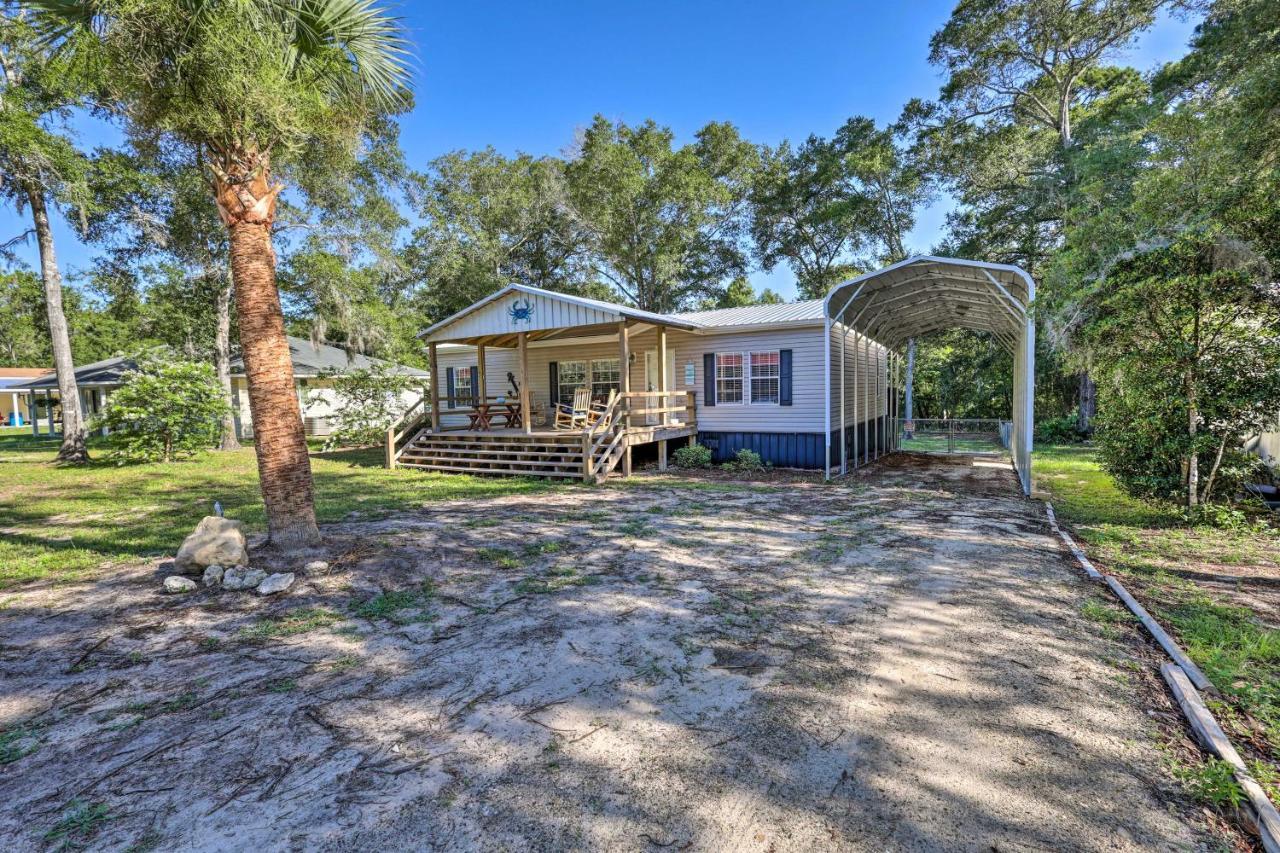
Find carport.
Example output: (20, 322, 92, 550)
(822, 255, 1036, 494)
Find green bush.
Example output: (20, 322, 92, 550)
(724, 448, 767, 472)
(96, 351, 228, 463)
(1035, 412, 1087, 444)
(672, 442, 713, 469)
(312, 363, 421, 450)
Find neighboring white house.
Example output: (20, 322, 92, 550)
(229, 337, 427, 438)
(16, 336, 427, 439)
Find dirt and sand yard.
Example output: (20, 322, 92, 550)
(0, 455, 1208, 850)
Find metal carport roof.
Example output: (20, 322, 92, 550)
(822, 256, 1037, 495)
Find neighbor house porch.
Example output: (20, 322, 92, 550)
(386, 285, 700, 480)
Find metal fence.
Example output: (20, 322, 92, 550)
(898, 418, 1012, 456)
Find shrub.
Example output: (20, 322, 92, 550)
(96, 351, 228, 463)
(1035, 412, 1087, 444)
(672, 442, 713, 469)
(311, 363, 421, 450)
(724, 448, 767, 472)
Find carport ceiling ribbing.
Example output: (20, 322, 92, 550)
(823, 255, 1037, 494)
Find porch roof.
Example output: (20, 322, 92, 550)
(418, 284, 701, 346)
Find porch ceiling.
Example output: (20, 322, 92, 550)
(823, 256, 1033, 352)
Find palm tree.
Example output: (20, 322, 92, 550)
(31, 0, 411, 547)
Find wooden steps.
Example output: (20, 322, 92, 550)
(396, 430, 620, 479)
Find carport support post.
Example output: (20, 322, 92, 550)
(851, 329, 859, 469)
(839, 321, 847, 474)
(862, 340, 870, 465)
(823, 316, 832, 479)
(518, 332, 532, 434)
(428, 343, 441, 432)
(28, 392, 37, 436)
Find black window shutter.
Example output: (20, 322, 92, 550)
(549, 361, 559, 407)
(469, 366, 479, 405)
(703, 353, 716, 406)
(779, 349, 793, 406)
(445, 367, 455, 409)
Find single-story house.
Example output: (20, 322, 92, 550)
(0, 368, 48, 427)
(15, 336, 427, 439)
(396, 255, 1037, 493)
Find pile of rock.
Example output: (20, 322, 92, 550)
(162, 516, 296, 597)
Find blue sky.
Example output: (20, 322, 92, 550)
(3, 1, 1198, 301)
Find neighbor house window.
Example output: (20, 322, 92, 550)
(715, 353, 744, 404)
(590, 358, 620, 402)
(750, 351, 780, 404)
(453, 367, 473, 404)
(557, 361, 587, 406)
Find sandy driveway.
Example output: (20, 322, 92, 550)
(0, 455, 1200, 850)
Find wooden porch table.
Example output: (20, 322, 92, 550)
(467, 401, 522, 430)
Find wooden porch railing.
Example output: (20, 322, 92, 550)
(384, 396, 431, 469)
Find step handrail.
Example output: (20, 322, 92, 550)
(385, 396, 431, 469)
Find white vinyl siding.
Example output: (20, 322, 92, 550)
(829, 323, 889, 428)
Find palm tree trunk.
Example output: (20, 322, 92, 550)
(213, 149, 319, 548)
(214, 274, 240, 451)
(25, 183, 88, 463)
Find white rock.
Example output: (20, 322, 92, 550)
(256, 573, 295, 596)
(222, 566, 268, 592)
(304, 560, 330, 573)
(202, 565, 225, 588)
(174, 516, 248, 574)
(163, 575, 197, 594)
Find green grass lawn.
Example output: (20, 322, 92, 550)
(1034, 444, 1280, 765)
(0, 433, 558, 590)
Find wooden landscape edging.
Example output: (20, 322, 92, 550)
(1163, 663, 1280, 853)
(1044, 500, 1280, 848)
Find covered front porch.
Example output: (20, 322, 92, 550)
(386, 285, 700, 480)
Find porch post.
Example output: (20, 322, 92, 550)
(618, 321, 631, 477)
(100, 388, 110, 436)
(46, 389, 55, 435)
(657, 323, 668, 470)
(9, 392, 17, 426)
(477, 344, 487, 403)
(657, 324, 668, 426)
(518, 332, 531, 434)
(428, 343, 441, 432)
(29, 393, 37, 436)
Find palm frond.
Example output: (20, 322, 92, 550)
(274, 0, 412, 109)
(22, 0, 103, 46)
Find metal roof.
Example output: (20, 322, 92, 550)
(823, 255, 1034, 352)
(674, 299, 824, 328)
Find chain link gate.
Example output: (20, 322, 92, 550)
(898, 418, 1012, 456)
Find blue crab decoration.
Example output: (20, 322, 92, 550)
(508, 298, 534, 324)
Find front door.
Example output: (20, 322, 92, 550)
(643, 350, 677, 425)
